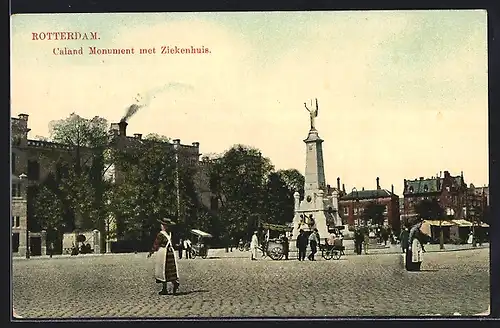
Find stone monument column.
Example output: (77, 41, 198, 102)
(291, 99, 341, 246)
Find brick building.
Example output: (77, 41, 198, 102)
(11, 114, 213, 255)
(11, 114, 86, 256)
(466, 184, 489, 222)
(338, 177, 400, 232)
(402, 171, 468, 220)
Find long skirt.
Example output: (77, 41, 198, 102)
(155, 246, 179, 283)
(405, 239, 423, 271)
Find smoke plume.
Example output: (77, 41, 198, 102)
(120, 82, 194, 123)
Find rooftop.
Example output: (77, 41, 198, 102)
(340, 189, 395, 201)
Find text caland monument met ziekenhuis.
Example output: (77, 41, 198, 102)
(290, 99, 342, 242)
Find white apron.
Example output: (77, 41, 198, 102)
(154, 231, 179, 282)
(411, 238, 424, 263)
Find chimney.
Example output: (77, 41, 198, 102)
(376, 177, 380, 190)
(110, 123, 120, 135)
(18, 114, 29, 121)
(419, 177, 424, 180)
(342, 184, 346, 193)
(133, 133, 142, 139)
(444, 170, 450, 177)
(192, 142, 200, 148)
(118, 121, 128, 136)
(337, 177, 341, 191)
(362, 187, 365, 191)
(391, 184, 394, 195)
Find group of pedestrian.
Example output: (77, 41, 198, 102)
(176, 237, 192, 259)
(296, 229, 320, 261)
(353, 227, 371, 255)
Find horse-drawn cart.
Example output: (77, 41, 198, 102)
(190, 229, 213, 259)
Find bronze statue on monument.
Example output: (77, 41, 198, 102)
(304, 98, 319, 130)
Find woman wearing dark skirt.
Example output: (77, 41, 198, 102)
(405, 219, 426, 271)
(148, 218, 180, 295)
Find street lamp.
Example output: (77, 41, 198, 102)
(18, 173, 29, 259)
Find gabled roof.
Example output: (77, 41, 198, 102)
(405, 178, 440, 194)
(341, 189, 393, 201)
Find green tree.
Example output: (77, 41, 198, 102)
(264, 172, 295, 226)
(276, 168, 305, 201)
(108, 134, 178, 244)
(208, 145, 274, 241)
(362, 202, 386, 226)
(32, 184, 65, 246)
(47, 113, 109, 234)
(415, 198, 445, 249)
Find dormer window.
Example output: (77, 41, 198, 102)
(409, 186, 414, 193)
(446, 186, 450, 192)
(423, 185, 428, 192)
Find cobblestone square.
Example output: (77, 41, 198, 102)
(12, 248, 489, 318)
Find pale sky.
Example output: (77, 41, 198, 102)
(10, 10, 488, 195)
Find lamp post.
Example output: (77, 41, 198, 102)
(18, 173, 29, 259)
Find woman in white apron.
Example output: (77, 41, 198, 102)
(405, 218, 426, 271)
(148, 218, 180, 295)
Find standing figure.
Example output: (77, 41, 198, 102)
(296, 229, 308, 261)
(304, 98, 319, 130)
(405, 219, 426, 271)
(183, 238, 192, 259)
(399, 228, 409, 253)
(308, 228, 320, 261)
(177, 238, 183, 259)
(363, 229, 370, 255)
(147, 218, 180, 295)
(281, 234, 289, 260)
(250, 231, 259, 260)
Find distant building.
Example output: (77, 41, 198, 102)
(402, 170, 468, 219)
(338, 177, 400, 232)
(466, 184, 489, 222)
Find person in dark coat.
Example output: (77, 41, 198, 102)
(399, 228, 409, 253)
(354, 228, 363, 255)
(281, 234, 289, 260)
(296, 229, 308, 261)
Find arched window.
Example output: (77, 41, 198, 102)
(423, 185, 429, 192)
(408, 186, 414, 193)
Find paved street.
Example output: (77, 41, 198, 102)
(12, 248, 489, 318)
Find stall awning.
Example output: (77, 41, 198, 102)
(423, 220, 455, 227)
(451, 219, 473, 227)
(480, 222, 490, 228)
(190, 229, 213, 238)
(261, 222, 293, 232)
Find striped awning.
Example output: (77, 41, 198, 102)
(261, 222, 293, 232)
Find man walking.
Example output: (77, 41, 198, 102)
(308, 228, 320, 261)
(296, 229, 308, 261)
(399, 227, 409, 253)
(250, 231, 259, 260)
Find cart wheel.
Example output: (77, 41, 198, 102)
(268, 247, 283, 260)
(191, 250, 197, 259)
(322, 250, 333, 260)
(238, 246, 245, 252)
(333, 250, 341, 260)
(201, 252, 208, 259)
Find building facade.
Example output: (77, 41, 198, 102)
(338, 178, 400, 232)
(402, 171, 468, 220)
(11, 114, 212, 255)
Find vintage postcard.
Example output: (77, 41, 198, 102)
(10, 10, 490, 319)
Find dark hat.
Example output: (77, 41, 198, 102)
(157, 217, 177, 226)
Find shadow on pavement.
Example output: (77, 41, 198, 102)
(419, 269, 439, 272)
(174, 289, 209, 296)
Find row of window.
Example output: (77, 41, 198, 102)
(342, 206, 388, 215)
(12, 153, 41, 180)
(12, 216, 20, 228)
(12, 183, 22, 198)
